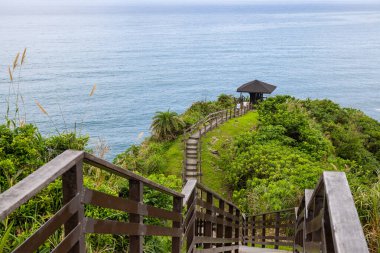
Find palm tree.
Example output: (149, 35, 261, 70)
(150, 110, 185, 140)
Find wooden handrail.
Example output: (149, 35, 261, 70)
(0, 148, 369, 253)
(0, 150, 183, 253)
(244, 208, 296, 249)
(294, 172, 369, 253)
(182, 180, 242, 253)
(0, 150, 84, 220)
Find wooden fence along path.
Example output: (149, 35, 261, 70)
(183, 104, 252, 181)
(0, 150, 370, 252)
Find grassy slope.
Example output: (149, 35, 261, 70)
(164, 138, 183, 177)
(200, 111, 258, 197)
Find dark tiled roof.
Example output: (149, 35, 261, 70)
(237, 80, 277, 94)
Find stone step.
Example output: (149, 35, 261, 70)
(187, 139, 198, 145)
(186, 171, 201, 176)
(187, 155, 198, 159)
(186, 149, 197, 154)
(186, 159, 198, 166)
(186, 146, 198, 151)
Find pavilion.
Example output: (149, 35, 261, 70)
(236, 80, 277, 104)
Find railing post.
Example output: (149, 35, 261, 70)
(172, 196, 182, 253)
(244, 216, 248, 246)
(252, 216, 256, 247)
(217, 199, 225, 248)
(62, 160, 85, 253)
(204, 192, 213, 249)
(235, 209, 240, 253)
(225, 204, 233, 252)
(262, 214, 266, 248)
(187, 189, 196, 253)
(129, 179, 143, 253)
(274, 212, 280, 249)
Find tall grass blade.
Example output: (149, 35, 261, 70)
(21, 48, 27, 65)
(13, 52, 20, 70)
(8, 67, 13, 81)
(89, 84, 97, 96)
(0, 221, 13, 253)
(34, 100, 48, 115)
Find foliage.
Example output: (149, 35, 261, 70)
(181, 94, 237, 126)
(151, 110, 185, 140)
(208, 95, 380, 252)
(200, 111, 258, 196)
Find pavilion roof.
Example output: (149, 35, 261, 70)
(237, 80, 277, 94)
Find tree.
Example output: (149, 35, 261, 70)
(150, 110, 185, 140)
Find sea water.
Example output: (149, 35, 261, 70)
(0, 4, 379, 159)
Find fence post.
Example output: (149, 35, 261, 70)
(204, 192, 213, 249)
(235, 209, 240, 253)
(217, 199, 225, 248)
(252, 216, 256, 247)
(129, 179, 143, 253)
(225, 204, 233, 252)
(187, 189, 196, 253)
(172, 196, 182, 253)
(262, 214, 266, 248)
(62, 160, 85, 253)
(244, 217, 249, 246)
(275, 212, 280, 249)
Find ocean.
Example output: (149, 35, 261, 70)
(1, 4, 379, 159)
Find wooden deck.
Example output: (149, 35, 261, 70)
(239, 246, 291, 253)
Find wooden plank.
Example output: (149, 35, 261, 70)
(322, 172, 369, 253)
(62, 160, 84, 253)
(85, 218, 182, 236)
(51, 224, 81, 253)
(84, 153, 183, 198)
(12, 195, 80, 253)
(182, 179, 197, 205)
(172, 196, 182, 253)
(204, 192, 213, 249)
(196, 199, 238, 221)
(216, 199, 224, 248)
(0, 150, 84, 220)
(129, 179, 143, 253)
(196, 183, 239, 210)
(195, 245, 239, 253)
(82, 188, 181, 221)
(194, 237, 239, 244)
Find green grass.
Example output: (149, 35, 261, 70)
(200, 111, 258, 197)
(163, 138, 184, 177)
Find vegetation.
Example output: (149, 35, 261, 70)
(200, 111, 258, 196)
(115, 94, 238, 176)
(151, 110, 185, 141)
(200, 96, 379, 251)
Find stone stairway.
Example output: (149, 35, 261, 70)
(184, 106, 251, 181)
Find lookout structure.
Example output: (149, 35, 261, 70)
(237, 79, 277, 104)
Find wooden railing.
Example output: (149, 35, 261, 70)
(294, 171, 369, 253)
(183, 104, 252, 137)
(182, 179, 241, 253)
(0, 150, 183, 253)
(182, 104, 252, 182)
(0, 150, 370, 253)
(243, 209, 296, 250)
